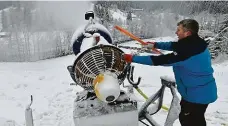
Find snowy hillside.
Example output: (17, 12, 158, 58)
(0, 37, 228, 126)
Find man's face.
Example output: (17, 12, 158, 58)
(175, 24, 191, 40)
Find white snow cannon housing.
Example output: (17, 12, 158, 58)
(68, 45, 138, 126)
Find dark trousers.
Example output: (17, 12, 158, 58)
(179, 99, 208, 126)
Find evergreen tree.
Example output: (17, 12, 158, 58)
(103, 7, 112, 23)
(127, 11, 132, 21)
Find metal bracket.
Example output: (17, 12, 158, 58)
(138, 77, 179, 126)
(67, 65, 77, 84)
(127, 65, 141, 87)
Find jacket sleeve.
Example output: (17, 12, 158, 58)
(154, 42, 176, 51)
(132, 52, 186, 67)
(132, 56, 153, 65)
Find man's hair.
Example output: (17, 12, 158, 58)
(177, 19, 199, 35)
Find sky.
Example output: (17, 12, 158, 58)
(34, 1, 94, 29)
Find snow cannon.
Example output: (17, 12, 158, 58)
(69, 45, 138, 126)
(93, 71, 120, 103)
(69, 44, 128, 100)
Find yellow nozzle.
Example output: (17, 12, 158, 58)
(93, 74, 104, 86)
(93, 74, 105, 100)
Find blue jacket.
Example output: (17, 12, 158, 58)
(132, 35, 217, 104)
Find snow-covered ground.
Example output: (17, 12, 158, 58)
(0, 37, 228, 126)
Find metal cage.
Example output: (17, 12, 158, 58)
(71, 45, 128, 91)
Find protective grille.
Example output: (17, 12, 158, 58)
(73, 45, 127, 91)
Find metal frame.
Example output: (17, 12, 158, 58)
(126, 65, 181, 126)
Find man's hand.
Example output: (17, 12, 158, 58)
(142, 42, 155, 50)
(122, 54, 133, 63)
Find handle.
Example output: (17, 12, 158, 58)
(114, 25, 162, 54)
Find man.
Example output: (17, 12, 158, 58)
(123, 19, 217, 126)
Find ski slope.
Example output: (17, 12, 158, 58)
(0, 37, 228, 126)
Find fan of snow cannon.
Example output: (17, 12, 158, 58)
(68, 45, 129, 103)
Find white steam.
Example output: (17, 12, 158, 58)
(35, 1, 93, 29)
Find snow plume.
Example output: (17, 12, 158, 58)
(34, 1, 93, 29)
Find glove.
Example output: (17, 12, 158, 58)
(122, 54, 133, 63)
(142, 41, 155, 50)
